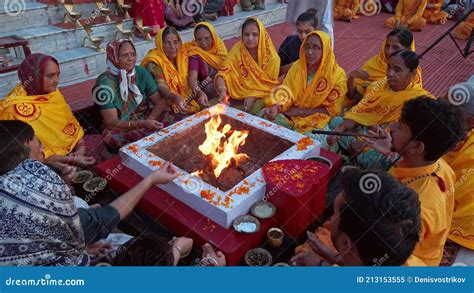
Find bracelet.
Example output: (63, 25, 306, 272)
(173, 246, 182, 257)
(128, 121, 132, 129)
(217, 86, 227, 92)
(201, 257, 219, 266)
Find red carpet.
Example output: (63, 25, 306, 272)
(64, 12, 473, 111)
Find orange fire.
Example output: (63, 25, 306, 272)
(198, 106, 249, 178)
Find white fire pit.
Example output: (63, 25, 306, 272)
(120, 105, 320, 228)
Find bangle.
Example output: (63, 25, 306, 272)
(173, 246, 182, 257)
(217, 86, 227, 91)
(128, 121, 132, 129)
(201, 257, 219, 266)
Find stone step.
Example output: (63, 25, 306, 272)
(0, 1, 124, 34)
(0, 18, 133, 54)
(0, 1, 287, 98)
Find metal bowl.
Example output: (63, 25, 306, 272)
(83, 177, 107, 193)
(245, 248, 272, 266)
(72, 170, 93, 184)
(233, 215, 260, 234)
(250, 201, 276, 219)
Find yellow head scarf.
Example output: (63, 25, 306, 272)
(277, 31, 347, 131)
(355, 35, 423, 94)
(184, 22, 228, 70)
(141, 27, 200, 113)
(345, 79, 432, 126)
(0, 84, 84, 158)
(217, 17, 280, 103)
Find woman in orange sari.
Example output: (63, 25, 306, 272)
(142, 27, 201, 123)
(214, 17, 280, 114)
(262, 31, 347, 135)
(333, 0, 360, 22)
(454, 11, 474, 40)
(0, 53, 98, 166)
(347, 29, 423, 102)
(184, 22, 228, 106)
(423, 0, 448, 24)
(385, 0, 428, 31)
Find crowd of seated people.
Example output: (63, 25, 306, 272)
(1, 3, 473, 267)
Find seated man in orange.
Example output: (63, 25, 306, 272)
(334, 0, 360, 22)
(423, 0, 448, 24)
(291, 168, 421, 266)
(385, 0, 428, 31)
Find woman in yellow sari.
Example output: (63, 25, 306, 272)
(214, 17, 280, 114)
(385, 0, 427, 31)
(141, 27, 200, 122)
(262, 31, 347, 134)
(328, 49, 432, 169)
(444, 86, 474, 250)
(347, 29, 423, 102)
(184, 22, 228, 107)
(0, 53, 96, 166)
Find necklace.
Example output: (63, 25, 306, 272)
(402, 162, 446, 192)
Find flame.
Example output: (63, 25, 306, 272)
(198, 107, 248, 178)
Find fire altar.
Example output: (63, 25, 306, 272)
(120, 104, 321, 228)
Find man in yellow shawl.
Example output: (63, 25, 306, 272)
(334, 0, 360, 22)
(385, 0, 428, 31)
(184, 22, 228, 107)
(363, 97, 466, 266)
(141, 27, 200, 120)
(328, 49, 432, 169)
(423, 0, 448, 25)
(347, 29, 423, 102)
(444, 82, 474, 250)
(0, 53, 96, 166)
(215, 17, 280, 114)
(262, 31, 347, 134)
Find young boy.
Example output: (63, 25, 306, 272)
(291, 168, 421, 266)
(364, 96, 467, 265)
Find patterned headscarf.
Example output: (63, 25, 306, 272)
(106, 39, 143, 105)
(0, 160, 88, 266)
(17, 53, 60, 96)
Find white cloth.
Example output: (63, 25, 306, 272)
(107, 60, 143, 106)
